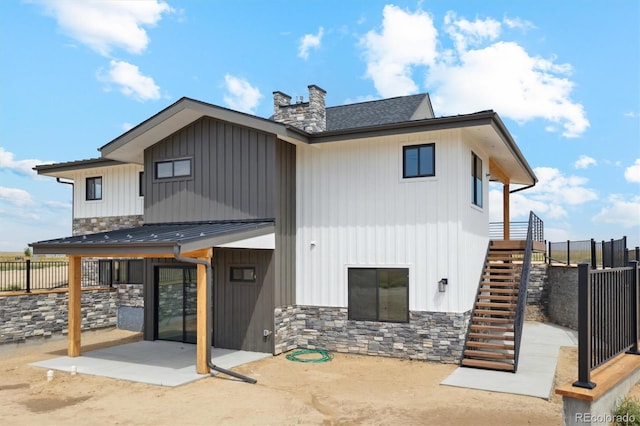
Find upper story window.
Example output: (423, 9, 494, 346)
(155, 158, 192, 179)
(472, 152, 483, 208)
(86, 176, 102, 201)
(403, 144, 435, 178)
(348, 268, 409, 323)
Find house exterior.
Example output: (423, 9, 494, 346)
(32, 85, 537, 372)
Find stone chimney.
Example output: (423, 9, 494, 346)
(272, 85, 326, 133)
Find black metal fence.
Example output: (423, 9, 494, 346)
(548, 236, 637, 268)
(573, 261, 640, 389)
(0, 259, 144, 292)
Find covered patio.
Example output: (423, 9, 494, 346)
(30, 220, 275, 377)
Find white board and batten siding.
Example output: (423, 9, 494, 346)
(71, 164, 144, 219)
(296, 129, 489, 314)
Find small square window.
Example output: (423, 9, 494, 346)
(348, 268, 409, 323)
(173, 159, 191, 177)
(230, 267, 256, 282)
(156, 161, 173, 179)
(86, 176, 102, 200)
(403, 144, 435, 178)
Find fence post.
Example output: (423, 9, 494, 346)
(573, 263, 596, 388)
(567, 240, 571, 266)
(624, 236, 628, 265)
(547, 241, 551, 264)
(627, 261, 640, 355)
(25, 259, 31, 293)
(590, 239, 596, 269)
(610, 239, 615, 269)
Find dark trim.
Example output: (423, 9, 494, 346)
(34, 158, 125, 175)
(85, 176, 102, 201)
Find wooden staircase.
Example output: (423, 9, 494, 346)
(461, 241, 525, 372)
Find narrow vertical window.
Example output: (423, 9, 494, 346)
(86, 176, 102, 200)
(139, 171, 144, 196)
(403, 144, 435, 178)
(472, 152, 483, 208)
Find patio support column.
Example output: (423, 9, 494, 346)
(196, 257, 209, 374)
(503, 183, 510, 241)
(68, 255, 82, 357)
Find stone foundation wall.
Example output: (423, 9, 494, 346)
(547, 266, 579, 329)
(0, 289, 117, 344)
(274, 305, 470, 363)
(116, 283, 145, 332)
(526, 263, 550, 321)
(73, 215, 144, 236)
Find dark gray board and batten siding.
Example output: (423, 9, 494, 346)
(141, 116, 296, 353)
(143, 117, 276, 223)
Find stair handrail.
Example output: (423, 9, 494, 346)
(459, 242, 491, 366)
(513, 211, 539, 371)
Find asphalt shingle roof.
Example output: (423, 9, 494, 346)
(326, 93, 431, 131)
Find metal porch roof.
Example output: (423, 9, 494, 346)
(30, 220, 275, 256)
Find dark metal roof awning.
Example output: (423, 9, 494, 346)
(30, 220, 275, 256)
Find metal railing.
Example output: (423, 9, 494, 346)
(548, 237, 635, 268)
(573, 261, 640, 389)
(512, 211, 536, 372)
(0, 259, 144, 292)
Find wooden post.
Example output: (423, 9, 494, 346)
(68, 255, 82, 357)
(196, 258, 210, 374)
(503, 183, 510, 240)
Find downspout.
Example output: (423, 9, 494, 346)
(509, 182, 535, 194)
(56, 178, 74, 233)
(172, 245, 257, 384)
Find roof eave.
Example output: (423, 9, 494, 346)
(100, 98, 309, 163)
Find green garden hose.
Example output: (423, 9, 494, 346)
(285, 349, 333, 363)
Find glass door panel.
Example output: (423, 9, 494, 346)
(157, 267, 186, 342)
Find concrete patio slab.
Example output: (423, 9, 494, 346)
(441, 322, 578, 399)
(31, 340, 271, 387)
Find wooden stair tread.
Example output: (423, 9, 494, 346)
(480, 282, 519, 288)
(461, 358, 515, 371)
(464, 349, 515, 360)
(466, 341, 515, 350)
(475, 302, 516, 309)
(477, 288, 519, 294)
(468, 332, 515, 341)
(470, 324, 514, 332)
(477, 294, 518, 301)
(473, 309, 515, 317)
(471, 316, 512, 324)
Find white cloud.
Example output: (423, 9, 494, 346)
(593, 195, 640, 228)
(489, 166, 598, 222)
(0, 147, 48, 177)
(0, 187, 34, 207)
(99, 60, 161, 102)
(503, 16, 536, 31)
(360, 7, 589, 138)
(36, 0, 173, 56)
(43, 200, 72, 210)
(122, 122, 134, 132)
(223, 75, 263, 114)
(444, 12, 501, 52)
(625, 159, 640, 183)
(298, 27, 324, 59)
(360, 5, 438, 97)
(624, 111, 640, 118)
(574, 155, 597, 169)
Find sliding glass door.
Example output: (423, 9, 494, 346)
(156, 266, 197, 344)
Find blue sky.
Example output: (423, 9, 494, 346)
(0, 0, 638, 251)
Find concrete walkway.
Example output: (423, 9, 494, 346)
(441, 321, 578, 399)
(32, 340, 271, 387)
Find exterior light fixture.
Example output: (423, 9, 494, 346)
(438, 278, 448, 292)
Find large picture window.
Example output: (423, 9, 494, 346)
(348, 268, 409, 323)
(403, 144, 435, 178)
(155, 158, 192, 179)
(86, 176, 102, 200)
(472, 152, 483, 208)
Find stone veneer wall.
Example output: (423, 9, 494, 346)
(274, 306, 470, 363)
(73, 214, 144, 236)
(526, 263, 550, 321)
(547, 266, 579, 329)
(116, 283, 145, 331)
(0, 289, 117, 344)
(272, 85, 326, 133)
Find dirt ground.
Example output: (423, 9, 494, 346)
(0, 328, 638, 426)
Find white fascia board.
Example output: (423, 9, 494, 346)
(215, 233, 275, 249)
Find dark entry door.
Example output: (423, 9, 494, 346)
(156, 266, 198, 344)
